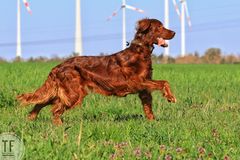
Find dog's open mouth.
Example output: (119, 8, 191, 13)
(157, 37, 168, 47)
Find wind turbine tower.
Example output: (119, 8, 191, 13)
(107, 0, 144, 50)
(16, 0, 22, 58)
(180, 0, 191, 57)
(75, 0, 83, 56)
(122, 0, 127, 50)
(16, 0, 31, 58)
(164, 0, 180, 57)
(164, 0, 169, 57)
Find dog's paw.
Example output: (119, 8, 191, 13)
(52, 118, 63, 126)
(146, 114, 155, 120)
(27, 113, 37, 121)
(166, 95, 177, 103)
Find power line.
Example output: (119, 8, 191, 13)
(0, 33, 123, 47)
(0, 18, 240, 48)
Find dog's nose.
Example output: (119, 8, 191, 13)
(169, 31, 176, 39)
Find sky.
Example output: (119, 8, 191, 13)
(0, 0, 240, 60)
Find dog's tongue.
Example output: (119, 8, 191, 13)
(157, 37, 168, 47)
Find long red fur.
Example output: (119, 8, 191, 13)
(17, 18, 177, 125)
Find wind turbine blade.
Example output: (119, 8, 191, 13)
(106, 6, 123, 21)
(184, 1, 192, 27)
(22, 0, 32, 14)
(172, 0, 181, 19)
(125, 5, 144, 13)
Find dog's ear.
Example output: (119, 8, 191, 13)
(136, 19, 151, 33)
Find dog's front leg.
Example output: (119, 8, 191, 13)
(141, 80, 177, 103)
(154, 80, 177, 103)
(138, 90, 155, 120)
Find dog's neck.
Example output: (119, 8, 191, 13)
(130, 39, 154, 53)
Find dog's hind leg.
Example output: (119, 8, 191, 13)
(66, 92, 87, 111)
(51, 100, 66, 126)
(51, 87, 87, 125)
(139, 90, 155, 120)
(28, 103, 48, 121)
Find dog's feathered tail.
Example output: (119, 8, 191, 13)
(17, 73, 57, 106)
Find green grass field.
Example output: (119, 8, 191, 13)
(0, 62, 240, 159)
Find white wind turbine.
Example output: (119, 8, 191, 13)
(164, 0, 191, 57)
(107, 0, 145, 50)
(164, 0, 181, 57)
(75, 0, 83, 56)
(16, 0, 32, 58)
(179, 0, 191, 57)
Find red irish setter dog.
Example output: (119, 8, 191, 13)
(17, 18, 176, 125)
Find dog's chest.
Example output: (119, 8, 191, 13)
(121, 53, 152, 79)
(137, 61, 152, 79)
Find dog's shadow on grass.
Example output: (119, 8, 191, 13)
(114, 114, 144, 121)
(114, 114, 163, 122)
(82, 113, 161, 122)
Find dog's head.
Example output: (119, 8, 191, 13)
(135, 18, 175, 47)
